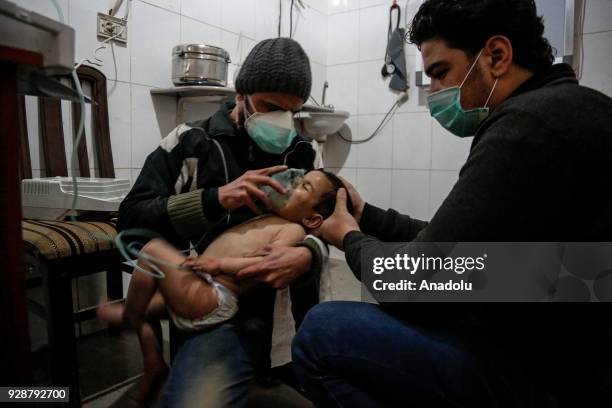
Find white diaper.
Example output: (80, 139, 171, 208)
(168, 273, 239, 331)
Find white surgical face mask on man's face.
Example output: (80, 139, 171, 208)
(243, 96, 298, 155)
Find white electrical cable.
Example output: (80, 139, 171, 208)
(577, 0, 586, 81)
(49, 0, 64, 23)
(76, 0, 132, 71)
(67, 75, 167, 278)
(338, 92, 407, 144)
(68, 68, 166, 278)
(339, 102, 398, 144)
(108, 39, 119, 94)
(75, 25, 125, 70)
(235, 32, 244, 69)
(98, 0, 132, 93)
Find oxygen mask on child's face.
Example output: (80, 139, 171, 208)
(260, 168, 305, 210)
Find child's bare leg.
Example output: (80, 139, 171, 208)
(123, 262, 161, 326)
(142, 290, 169, 398)
(97, 292, 169, 402)
(140, 292, 167, 372)
(122, 292, 169, 403)
(128, 240, 222, 403)
(96, 264, 159, 327)
(97, 238, 169, 327)
(97, 290, 167, 326)
(136, 318, 168, 402)
(98, 238, 219, 402)
(98, 239, 188, 325)
(97, 239, 187, 402)
(114, 241, 219, 402)
(145, 291, 167, 319)
(96, 299, 126, 326)
(141, 240, 219, 320)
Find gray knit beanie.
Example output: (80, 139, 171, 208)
(235, 37, 312, 102)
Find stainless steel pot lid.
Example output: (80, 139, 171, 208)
(172, 44, 230, 60)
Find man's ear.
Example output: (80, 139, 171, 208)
(231, 94, 247, 126)
(484, 35, 513, 78)
(302, 213, 324, 230)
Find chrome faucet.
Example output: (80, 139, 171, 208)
(322, 81, 329, 107)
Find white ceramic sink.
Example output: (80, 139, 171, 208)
(294, 110, 350, 142)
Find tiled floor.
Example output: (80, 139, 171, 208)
(83, 382, 136, 408)
(31, 329, 168, 405)
(328, 256, 363, 301)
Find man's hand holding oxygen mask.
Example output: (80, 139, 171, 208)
(316, 188, 361, 250)
(231, 167, 312, 289)
(218, 165, 288, 214)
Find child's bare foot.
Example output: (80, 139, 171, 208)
(96, 299, 127, 326)
(138, 361, 169, 404)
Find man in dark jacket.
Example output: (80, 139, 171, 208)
(292, 1, 612, 407)
(118, 38, 328, 406)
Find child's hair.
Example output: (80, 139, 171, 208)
(308, 169, 355, 218)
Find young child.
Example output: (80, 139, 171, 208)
(97, 169, 352, 402)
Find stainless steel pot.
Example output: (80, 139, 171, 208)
(172, 44, 230, 86)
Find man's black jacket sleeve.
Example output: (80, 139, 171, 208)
(117, 127, 224, 245)
(359, 203, 429, 242)
(343, 108, 564, 321)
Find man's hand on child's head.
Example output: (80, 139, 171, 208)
(337, 176, 365, 223)
(181, 257, 221, 276)
(317, 188, 360, 249)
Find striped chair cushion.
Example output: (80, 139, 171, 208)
(22, 219, 117, 260)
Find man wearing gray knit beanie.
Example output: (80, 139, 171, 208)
(118, 37, 325, 406)
(231, 37, 312, 155)
(235, 37, 312, 103)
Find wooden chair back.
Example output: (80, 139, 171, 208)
(17, 65, 115, 180)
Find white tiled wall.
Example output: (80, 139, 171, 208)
(579, 0, 612, 97)
(582, 0, 612, 35)
(324, 0, 465, 226)
(391, 169, 430, 219)
(392, 112, 431, 170)
(16, 0, 328, 182)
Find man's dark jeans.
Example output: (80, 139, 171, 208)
(292, 301, 555, 408)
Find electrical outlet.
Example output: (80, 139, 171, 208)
(97, 12, 128, 44)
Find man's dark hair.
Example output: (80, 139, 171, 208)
(408, 0, 554, 73)
(308, 169, 354, 218)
